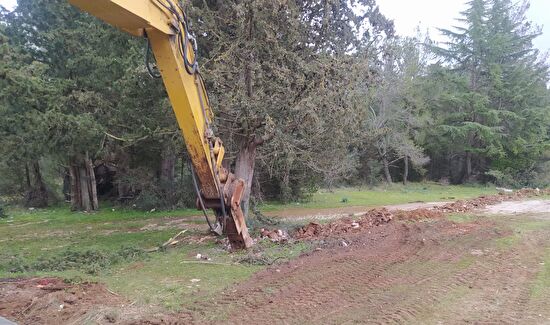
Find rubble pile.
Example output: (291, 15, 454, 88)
(394, 208, 443, 220)
(295, 188, 550, 240)
(260, 228, 289, 243)
(296, 208, 394, 239)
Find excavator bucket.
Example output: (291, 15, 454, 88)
(222, 177, 253, 249)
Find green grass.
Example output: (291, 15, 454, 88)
(261, 183, 496, 211)
(493, 233, 521, 249)
(531, 248, 550, 298)
(0, 183, 497, 313)
(104, 243, 259, 311)
(447, 213, 478, 224)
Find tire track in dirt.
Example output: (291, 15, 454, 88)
(197, 222, 470, 323)
(192, 218, 549, 325)
(192, 223, 424, 323)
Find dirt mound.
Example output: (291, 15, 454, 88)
(440, 188, 547, 213)
(295, 188, 549, 240)
(0, 278, 126, 324)
(296, 208, 394, 239)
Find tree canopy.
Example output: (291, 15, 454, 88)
(0, 0, 549, 211)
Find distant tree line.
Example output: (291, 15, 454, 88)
(0, 0, 549, 212)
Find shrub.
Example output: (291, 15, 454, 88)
(0, 202, 7, 218)
(4, 246, 144, 275)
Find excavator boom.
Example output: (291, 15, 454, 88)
(69, 0, 252, 249)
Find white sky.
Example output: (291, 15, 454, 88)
(0, 0, 548, 53)
(377, 0, 550, 54)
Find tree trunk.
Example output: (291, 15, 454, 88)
(382, 157, 393, 184)
(160, 145, 176, 187)
(24, 163, 31, 190)
(403, 156, 409, 186)
(464, 152, 472, 183)
(86, 153, 99, 210)
(234, 140, 257, 218)
(62, 169, 71, 201)
(115, 149, 131, 201)
(24, 160, 48, 208)
(160, 144, 177, 205)
(69, 154, 98, 211)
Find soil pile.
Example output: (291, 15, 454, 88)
(440, 188, 548, 213)
(296, 188, 549, 240)
(0, 278, 126, 324)
(296, 208, 394, 239)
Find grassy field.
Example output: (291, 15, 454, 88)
(0, 183, 496, 311)
(261, 183, 497, 211)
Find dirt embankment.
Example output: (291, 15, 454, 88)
(295, 188, 548, 240)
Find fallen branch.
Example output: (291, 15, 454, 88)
(180, 260, 235, 266)
(144, 229, 189, 253)
(162, 229, 188, 248)
(38, 285, 65, 291)
(106, 288, 120, 297)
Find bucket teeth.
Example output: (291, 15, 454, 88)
(222, 176, 253, 249)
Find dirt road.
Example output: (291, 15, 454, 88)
(264, 202, 450, 221)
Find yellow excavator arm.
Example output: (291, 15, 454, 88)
(68, 0, 252, 249)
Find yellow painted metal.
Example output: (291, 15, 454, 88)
(69, 0, 219, 199)
(213, 140, 225, 170)
(147, 29, 218, 198)
(69, 0, 174, 36)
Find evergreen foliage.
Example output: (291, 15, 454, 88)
(0, 0, 549, 210)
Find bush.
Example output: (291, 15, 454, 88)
(4, 246, 145, 275)
(118, 166, 196, 211)
(486, 169, 518, 188)
(486, 165, 550, 189)
(0, 202, 7, 218)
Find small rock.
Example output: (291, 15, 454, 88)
(64, 295, 77, 304)
(470, 249, 484, 256)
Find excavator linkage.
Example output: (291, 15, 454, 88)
(69, 0, 253, 249)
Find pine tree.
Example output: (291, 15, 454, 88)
(427, 0, 549, 184)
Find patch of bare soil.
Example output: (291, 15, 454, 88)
(0, 278, 126, 324)
(0, 278, 194, 325)
(265, 202, 450, 221)
(137, 217, 204, 232)
(190, 217, 549, 324)
(485, 200, 550, 216)
(193, 220, 482, 323)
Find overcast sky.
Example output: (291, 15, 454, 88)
(377, 0, 549, 53)
(1, 0, 548, 53)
